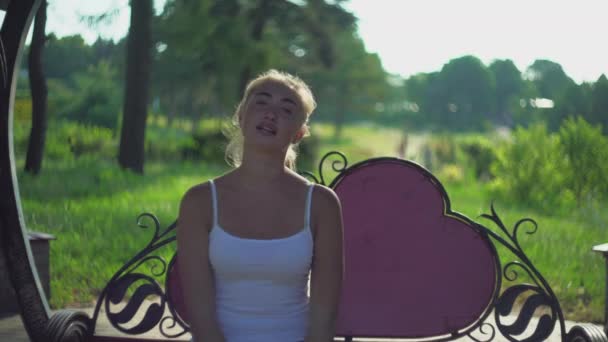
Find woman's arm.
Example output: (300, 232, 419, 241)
(305, 186, 344, 342)
(177, 184, 225, 342)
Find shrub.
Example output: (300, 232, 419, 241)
(460, 137, 497, 181)
(56, 62, 122, 130)
(490, 123, 569, 211)
(558, 116, 608, 206)
(179, 130, 227, 164)
(490, 118, 608, 212)
(437, 163, 465, 184)
(419, 135, 459, 172)
(50, 121, 116, 160)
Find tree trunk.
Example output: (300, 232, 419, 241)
(118, 0, 153, 173)
(24, 0, 47, 175)
(238, 0, 270, 95)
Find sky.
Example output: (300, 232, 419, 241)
(3, 0, 607, 84)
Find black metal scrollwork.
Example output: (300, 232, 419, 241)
(477, 204, 567, 341)
(159, 315, 189, 339)
(91, 214, 184, 337)
(299, 150, 348, 185)
(467, 322, 496, 342)
(105, 273, 167, 334)
(495, 284, 557, 342)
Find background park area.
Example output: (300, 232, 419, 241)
(6, 0, 608, 325)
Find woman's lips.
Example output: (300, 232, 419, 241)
(256, 122, 277, 135)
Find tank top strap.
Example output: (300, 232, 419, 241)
(304, 183, 314, 228)
(209, 179, 219, 227)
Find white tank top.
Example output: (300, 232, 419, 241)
(207, 179, 314, 342)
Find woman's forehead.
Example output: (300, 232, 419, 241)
(251, 80, 300, 103)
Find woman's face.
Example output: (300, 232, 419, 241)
(239, 80, 307, 152)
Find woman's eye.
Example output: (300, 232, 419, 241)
(282, 108, 292, 115)
(255, 100, 267, 105)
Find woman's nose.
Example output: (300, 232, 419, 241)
(263, 105, 279, 120)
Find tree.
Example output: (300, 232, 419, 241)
(550, 82, 591, 130)
(323, 32, 388, 138)
(118, 0, 153, 173)
(235, 0, 356, 94)
(154, 0, 356, 123)
(43, 34, 92, 83)
(489, 59, 523, 126)
(24, 0, 48, 174)
(435, 55, 495, 130)
(525, 59, 574, 100)
(589, 74, 608, 134)
(61, 61, 122, 129)
(154, 0, 248, 121)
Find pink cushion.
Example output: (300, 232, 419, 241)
(333, 159, 497, 338)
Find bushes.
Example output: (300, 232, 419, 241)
(418, 134, 497, 184)
(490, 123, 567, 209)
(179, 130, 227, 164)
(559, 117, 608, 206)
(490, 117, 608, 212)
(418, 135, 459, 172)
(53, 62, 122, 130)
(15, 118, 237, 166)
(460, 137, 497, 181)
(14, 120, 116, 161)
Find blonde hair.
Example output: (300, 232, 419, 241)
(224, 69, 316, 170)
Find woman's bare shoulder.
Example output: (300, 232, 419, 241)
(310, 184, 342, 238)
(181, 181, 212, 206)
(311, 184, 341, 210)
(179, 181, 214, 233)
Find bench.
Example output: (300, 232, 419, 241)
(86, 151, 608, 342)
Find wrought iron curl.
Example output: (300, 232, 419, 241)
(494, 284, 558, 342)
(91, 213, 178, 333)
(503, 261, 540, 288)
(467, 322, 496, 342)
(317, 151, 348, 185)
(479, 203, 568, 340)
(480, 202, 512, 243)
(299, 171, 319, 184)
(104, 273, 167, 335)
(137, 212, 162, 246)
(159, 315, 189, 338)
(512, 218, 538, 252)
(126, 254, 168, 278)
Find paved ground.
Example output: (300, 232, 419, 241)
(1, 305, 604, 342)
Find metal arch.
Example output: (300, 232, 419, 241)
(1, 1, 92, 341)
(0, 1, 49, 341)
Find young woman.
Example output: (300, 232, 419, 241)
(177, 70, 344, 342)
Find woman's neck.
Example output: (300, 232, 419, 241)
(235, 151, 290, 187)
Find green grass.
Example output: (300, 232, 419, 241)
(13, 120, 607, 323)
(17, 157, 229, 308)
